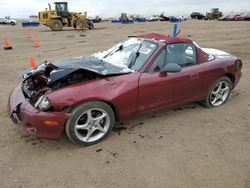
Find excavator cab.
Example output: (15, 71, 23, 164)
(54, 2, 71, 18)
(55, 2, 68, 12)
(211, 8, 219, 14)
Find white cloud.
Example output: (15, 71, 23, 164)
(0, 0, 249, 18)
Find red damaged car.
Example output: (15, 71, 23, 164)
(8, 33, 242, 146)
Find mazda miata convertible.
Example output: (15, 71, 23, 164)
(8, 33, 242, 146)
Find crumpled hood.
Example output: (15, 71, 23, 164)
(51, 56, 131, 75)
(22, 56, 131, 85)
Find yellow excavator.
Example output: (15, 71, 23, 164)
(38, 2, 89, 31)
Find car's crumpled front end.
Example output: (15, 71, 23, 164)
(8, 62, 73, 139)
(7, 56, 130, 139)
(7, 84, 69, 139)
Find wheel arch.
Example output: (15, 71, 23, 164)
(100, 100, 118, 121)
(222, 73, 235, 87)
(50, 17, 63, 23)
(66, 99, 119, 121)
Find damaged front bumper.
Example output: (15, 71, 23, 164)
(7, 84, 69, 139)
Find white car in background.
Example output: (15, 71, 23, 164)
(146, 15, 160, 22)
(0, 16, 17, 25)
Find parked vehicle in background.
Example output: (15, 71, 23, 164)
(86, 19, 94, 29)
(177, 16, 187, 21)
(227, 15, 243, 21)
(88, 16, 101, 23)
(159, 13, 169, 21)
(190, 12, 205, 20)
(0, 16, 17, 25)
(243, 13, 250, 21)
(147, 15, 160, 22)
(218, 15, 229, 21)
(130, 15, 146, 22)
(133, 17, 146, 22)
(92, 16, 101, 23)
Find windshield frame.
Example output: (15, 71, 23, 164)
(130, 38, 159, 71)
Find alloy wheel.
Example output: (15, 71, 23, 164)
(74, 108, 110, 142)
(209, 81, 230, 106)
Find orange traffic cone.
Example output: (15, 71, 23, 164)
(34, 38, 39, 48)
(29, 56, 36, 68)
(3, 38, 12, 50)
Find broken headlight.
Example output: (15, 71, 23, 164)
(35, 95, 51, 111)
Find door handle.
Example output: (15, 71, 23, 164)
(189, 73, 199, 80)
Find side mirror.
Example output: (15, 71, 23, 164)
(160, 63, 182, 74)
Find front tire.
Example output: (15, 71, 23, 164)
(75, 19, 86, 31)
(65, 101, 115, 146)
(203, 76, 233, 108)
(50, 19, 63, 31)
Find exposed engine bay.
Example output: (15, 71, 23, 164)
(21, 56, 131, 106)
(22, 64, 102, 105)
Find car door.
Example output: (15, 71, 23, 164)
(138, 43, 203, 113)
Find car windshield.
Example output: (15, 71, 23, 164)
(93, 38, 158, 71)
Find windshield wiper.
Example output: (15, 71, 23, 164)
(103, 45, 123, 58)
(128, 43, 142, 69)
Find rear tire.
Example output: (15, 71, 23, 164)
(50, 19, 63, 31)
(202, 76, 233, 108)
(65, 101, 115, 146)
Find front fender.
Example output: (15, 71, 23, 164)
(47, 78, 114, 110)
(47, 73, 140, 120)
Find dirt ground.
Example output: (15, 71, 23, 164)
(0, 20, 250, 188)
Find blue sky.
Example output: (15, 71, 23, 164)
(0, 0, 249, 18)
